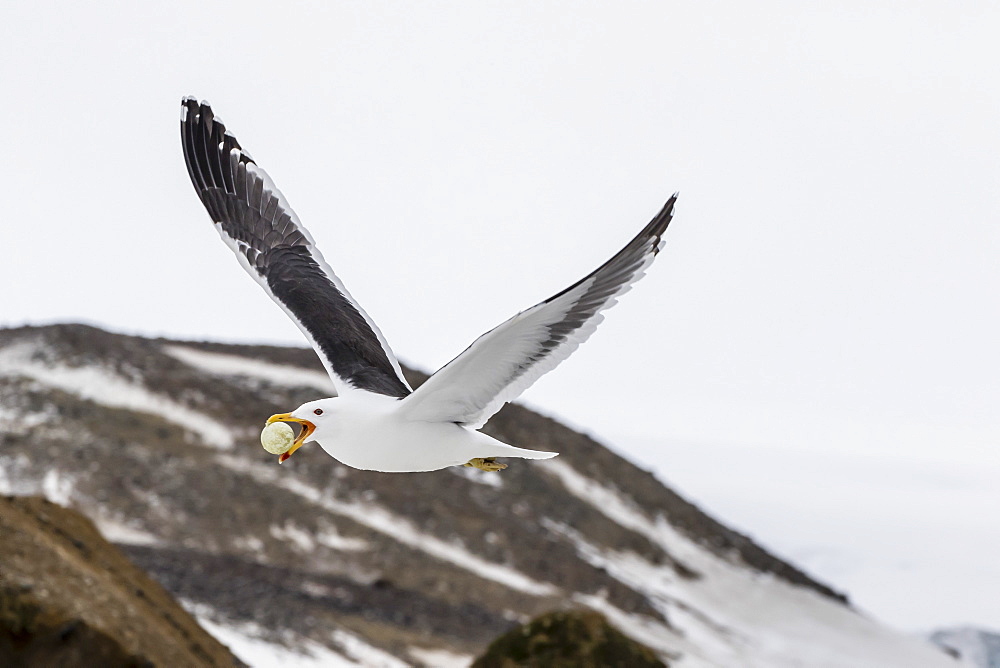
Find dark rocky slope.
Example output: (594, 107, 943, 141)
(0, 323, 955, 666)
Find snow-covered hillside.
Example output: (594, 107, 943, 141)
(0, 324, 958, 666)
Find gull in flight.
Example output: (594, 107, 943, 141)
(180, 98, 676, 473)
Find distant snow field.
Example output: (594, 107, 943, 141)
(538, 460, 956, 668)
(624, 435, 1000, 633)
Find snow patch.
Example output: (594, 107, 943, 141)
(0, 402, 55, 435)
(218, 456, 558, 597)
(572, 593, 689, 664)
(0, 341, 234, 448)
(41, 469, 74, 506)
(408, 646, 474, 668)
(316, 524, 370, 552)
(196, 615, 358, 668)
(270, 521, 316, 552)
(94, 517, 161, 546)
(233, 535, 265, 552)
(188, 601, 407, 668)
(165, 345, 334, 393)
(540, 459, 684, 557)
(331, 629, 409, 668)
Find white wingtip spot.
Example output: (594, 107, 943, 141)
(180, 104, 188, 122)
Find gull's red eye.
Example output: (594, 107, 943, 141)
(313, 408, 324, 416)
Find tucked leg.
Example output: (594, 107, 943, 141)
(464, 457, 508, 472)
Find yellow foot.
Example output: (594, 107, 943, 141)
(463, 457, 507, 472)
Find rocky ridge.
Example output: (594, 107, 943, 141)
(0, 323, 956, 666)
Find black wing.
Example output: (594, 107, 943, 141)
(180, 98, 411, 398)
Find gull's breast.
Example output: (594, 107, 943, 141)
(318, 410, 480, 473)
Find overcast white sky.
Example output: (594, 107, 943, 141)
(2, 1, 998, 633)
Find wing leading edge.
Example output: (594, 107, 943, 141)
(400, 196, 677, 427)
(180, 98, 411, 398)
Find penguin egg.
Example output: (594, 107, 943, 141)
(260, 421, 295, 455)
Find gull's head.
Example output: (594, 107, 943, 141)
(266, 398, 337, 464)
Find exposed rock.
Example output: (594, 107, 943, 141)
(0, 495, 239, 667)
(472, 609, 667, 667)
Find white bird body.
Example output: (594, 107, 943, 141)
(181, 98, 676, 473)
(296, 396, 556, 472)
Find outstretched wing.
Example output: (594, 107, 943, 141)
(180, 98, 411, 398)
(399, 196, 676, 427)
